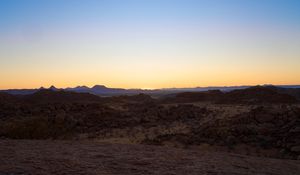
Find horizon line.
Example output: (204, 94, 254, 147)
(1, 83, 300, 91)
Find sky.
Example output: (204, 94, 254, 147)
(0, 0, 300, 89)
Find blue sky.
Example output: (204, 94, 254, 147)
(0, 0, 300, 89)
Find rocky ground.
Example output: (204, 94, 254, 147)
(0, 139, 299, 175)
(1, 90, 300, 159)
(1, 86, 300, 174)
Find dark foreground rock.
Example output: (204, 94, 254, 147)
(0, 140, 299, 175)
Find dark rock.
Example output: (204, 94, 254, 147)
(289, 127, 300, 133)
(290, 146, 300, 152)
(256, 114, 275, 123)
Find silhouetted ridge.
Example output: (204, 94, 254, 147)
(75, 86, 89, 89)
(2, 84, 300, 97)
(92, 85, 107, 89)
(49, 85, 58, 91)
(221, 86, 298, 104)
(265, 85, 300, 101)
(24, 89, 102, 103)
(165, 86, 298, 104)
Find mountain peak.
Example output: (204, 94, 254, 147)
(75, 85, 89, 89)
(49, 85, 58, 90)
(92, 85, 107, 89)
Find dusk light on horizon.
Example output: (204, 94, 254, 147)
(1, 0, 300, 89)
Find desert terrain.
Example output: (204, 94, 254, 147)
(0, 86, 300, 174)
(1, 140, 300, 175)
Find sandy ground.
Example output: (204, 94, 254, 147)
(0, 139, 299, 175)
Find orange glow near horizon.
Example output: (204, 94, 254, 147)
(1, 1, 300, 90)
(1, 64, 299, 90)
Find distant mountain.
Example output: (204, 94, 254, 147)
(1, 84, 300, 98)
(276, 85, 300, 89)
(1, 88, 39, 95)
(49, 85, 59, 91)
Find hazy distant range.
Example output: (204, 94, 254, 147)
(1, 84, 300, 96)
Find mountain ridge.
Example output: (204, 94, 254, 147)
(1, 84, 300, 96)
(0, 85, 300, 96)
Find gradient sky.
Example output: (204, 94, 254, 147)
(0, 0, 300, 89)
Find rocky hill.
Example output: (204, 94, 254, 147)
(163, 86, 298, 104)
(22, 89, 102, 103)
(0, 87, 300, 160)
